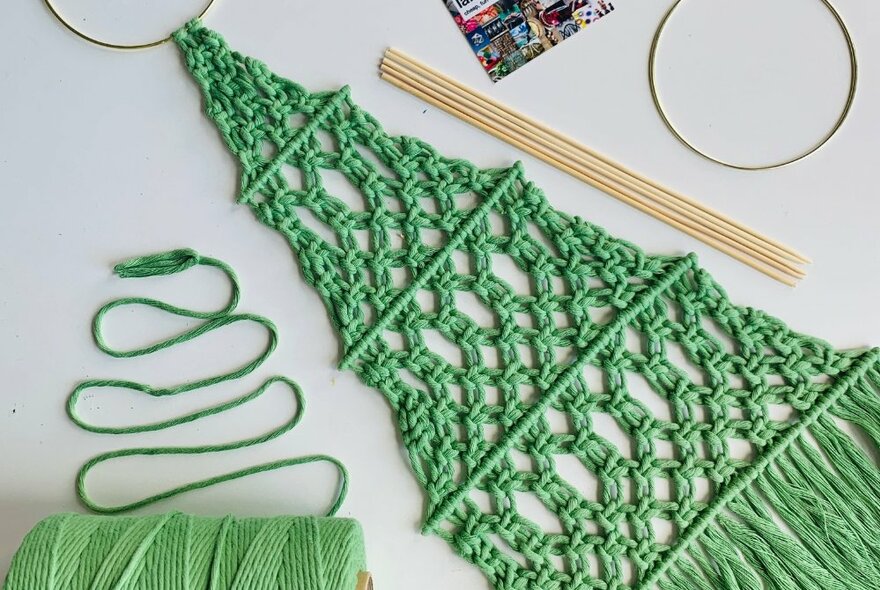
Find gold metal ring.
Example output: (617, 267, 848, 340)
(42, 0, 217, 50)
(648, 0, 858, 171)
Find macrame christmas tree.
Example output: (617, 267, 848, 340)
(176, 21, 880, 590)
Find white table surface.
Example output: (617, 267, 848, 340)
(1, 0, 878, 587)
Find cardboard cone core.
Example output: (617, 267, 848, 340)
(356, 572, 373, 590)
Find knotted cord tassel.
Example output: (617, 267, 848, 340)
(113, 248, 201, 278)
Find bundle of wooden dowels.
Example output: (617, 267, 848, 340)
(379, 49, 810, 286)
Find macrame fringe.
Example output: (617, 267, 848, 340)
(657, 367, 880, 590)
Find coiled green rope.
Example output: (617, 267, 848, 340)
(68, 248, 347, 514)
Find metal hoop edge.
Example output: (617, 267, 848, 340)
(42, 0, 217, 51)
(648, 0, 858, 171)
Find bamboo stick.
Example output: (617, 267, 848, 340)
(381, 57, 805, 281)
(380, 68, 799, 286)
(385, 48, 811, 266)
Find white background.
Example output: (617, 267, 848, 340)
(1, 0, 878, 587)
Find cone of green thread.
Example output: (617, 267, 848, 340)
(3, 512, 367, 590)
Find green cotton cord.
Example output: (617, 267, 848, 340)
(68, 249, 348, 515)
(92, 248, 264, 389)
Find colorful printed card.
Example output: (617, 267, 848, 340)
(443, 0, 616, 81)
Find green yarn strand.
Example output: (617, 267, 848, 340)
(69, 376, 299, 436)
(831, 367, 880, 446)
(698, 527, 762, 590)
(70, 249, 347, 515)
(93, 250, 249, 360)
(77, 454, 349, 516)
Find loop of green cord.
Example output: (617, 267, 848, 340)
(69, 249, 348, 515)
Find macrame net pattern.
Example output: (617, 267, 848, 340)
(176, 22, 880, 590)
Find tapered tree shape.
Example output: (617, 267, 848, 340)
(176, 21, 880, 590)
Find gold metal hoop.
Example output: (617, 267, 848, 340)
(42, 0, 217, 50)
(648, 0, 858, 171)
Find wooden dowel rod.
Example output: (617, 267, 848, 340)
(380, 69, 798, 286)
(380, 63, 802, 281)
(385, 48, 811, 266)
(385, 53, 803, 272)
(381, 58, 805, 280)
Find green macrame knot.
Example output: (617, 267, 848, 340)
(114, 248, 201, 279)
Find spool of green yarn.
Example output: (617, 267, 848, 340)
(4, 512, 369, 590)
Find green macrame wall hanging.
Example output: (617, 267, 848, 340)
(174, 21, 880, 590)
